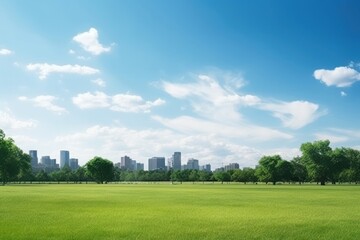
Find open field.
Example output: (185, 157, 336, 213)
(1, 183, 360, 240)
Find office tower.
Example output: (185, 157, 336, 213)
(121, 156, 133, 170)
(187, 158, 199, 170)
(40, 156, 51, 167)
(60, 150, 70, 168)
(136, 163, 144, 171)
(224, 163, 239, 171)
(29, 150, 38, 167)
(69, 158, 79, 170)
(148, 157, 166, 171)
(169, 152, 181, 170)
(201, 164, 211, 172)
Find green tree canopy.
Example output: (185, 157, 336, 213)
(300, 140, 332, 185)
(0, 129, 31, 185)
(85, 156, 114, 184)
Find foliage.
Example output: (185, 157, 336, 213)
(85, 156, 114, 184)
(0, 129, 31, 185)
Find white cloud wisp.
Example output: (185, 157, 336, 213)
(73, 28, 111, 55)
(26, 63, 100, 80)
(0, 48, 13, 55)
(19, 95, 68, 115)
(72, 91, 165, 113)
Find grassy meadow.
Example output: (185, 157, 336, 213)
(0, 183, 359, 240)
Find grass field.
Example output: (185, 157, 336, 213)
(1, 183, 359, 240)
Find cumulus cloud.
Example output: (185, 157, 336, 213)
(314, 66, 360, 87)
(92, 78, 106, 87)
(73, 28, 111, 55)
(259, 101, 325, 129)
(0, 110, 36, 129)
(72, 92, 110, 109)
(162, 73, 322, 129)
(26, 63, 100, 80)
(19, 95, 68, 115)
(72, 91, 165, 113)
(162, 74, 259, 123)
(0, 48, 13, 55)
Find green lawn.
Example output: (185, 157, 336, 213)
(0, 183, 359, 240)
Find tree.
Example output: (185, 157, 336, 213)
(329, 148, 349, 184)
(256, 155, 283, 185)
(276, 160, 293, 183)
(189, 170, 199, 183)
(300, 140, 332, 185)
(85, 156, 114, 184)
(214, 171, 231, 184)
(290, 157, 307, 184)
(198, 170, 212, 183)
(0, 129, 31, 185)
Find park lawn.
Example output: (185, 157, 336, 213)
(0, 183, 359, 240)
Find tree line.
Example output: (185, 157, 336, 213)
(1, 129, 360, 185)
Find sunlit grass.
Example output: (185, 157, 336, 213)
(1, 183, 359, 239)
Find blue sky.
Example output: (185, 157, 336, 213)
(1, 0, 360, 169)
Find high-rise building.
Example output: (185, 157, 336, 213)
(201, 164, 211, 172)
(136, 163, 144, 171)
(40, 156, 51, 167)
(168, 152, 181, 170)
(187, 158, 199, 170)
(224, 163, 239, 171)
(148, 157, 166, 171)
(60, 150, 70, 168)
(29, 150, 38, 167)
(69, 158, 79, 170)
(50, 159, 57, 168)
(121, 156, 133, 170)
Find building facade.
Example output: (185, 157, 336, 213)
(187, 158, 199, 170)
(60, 150, 70, 168)
(170, 152, 181, 170)
(148, 157, 166, 171)
(29, 150, 38, 167)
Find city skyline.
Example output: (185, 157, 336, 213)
(1, 1, 360, 169)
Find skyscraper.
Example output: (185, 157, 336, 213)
(148, 157, 166, 171)
(60, 150, 70, 168)
(187, 158, 199, 170)
(70, 158, 79, 170)
(121, 156, 133, 170)
(29, 150, 38, 167)
(170, 152, 181, 170)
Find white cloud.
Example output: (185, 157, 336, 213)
(68, 49, 75, 54)
(0, 48, 13, 55)
(92, 78, 106, 87)
(341, 91, 347, 97)
(314, 133, 349, 143)
(73, 28, 111, 55)
(162, 73, 322, 129)
(162, 74, 258, 123)
(259, 101, 325, 129)
(152, 115, 292, 141)
(314, 66, 360, 87)
(72, 91, 165, 113)
(0, 110, 36, 129)
(72, 92, 110, 109)
(19, 95, 68, 115)
(314, 128, 360, 145)
(26, 63, 100, 80)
